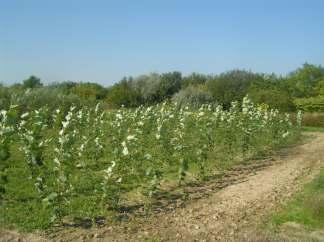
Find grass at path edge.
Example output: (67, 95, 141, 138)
(302, 126, 324, 132)
(270, 168, 324, 230)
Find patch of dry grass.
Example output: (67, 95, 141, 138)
(303, 112, 324, 127)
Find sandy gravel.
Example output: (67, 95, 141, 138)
(1, 132, 324, 242)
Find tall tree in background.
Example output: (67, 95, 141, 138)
(158, 71, 182, 101)
(287, 63, 324, 97)
(207, 70, 263, 109)
(106, 77, 140, 107)
(23, 75, 43, 89)
(71, 82, 107, 100)
(315, 78, 324, 96)
(132, 73, 161, 104)
(181, 73, 209, 88)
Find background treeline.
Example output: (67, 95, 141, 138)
(1, 63, 324, 113)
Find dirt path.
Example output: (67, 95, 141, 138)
(2, 132, 324, 242)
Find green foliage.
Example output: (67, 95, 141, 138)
(0, 85, 11, 110)
(248, 87, 295, 111)
(181, 73, 210, 88)
(106, 72, 182, 107)
(158, 71, 182, 100)
(106, 77, 140, 107)
(172, 85, 214, 107)
(207, 70, 263, 109)
(4, 62, 324, 113)
(315, 78, 324, 96)
(48, 81, 77, 94)
(287, 63, 324, 98)
(132, 73, 161, 104)
(294, 96, 324, 112)
(23, 76, 43, 89)
(71, 82, 107, 100)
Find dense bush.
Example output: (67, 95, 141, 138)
(287, 63, 324, 98)
(207, 70, 264, 109)
(71, 82, 107, 100)
(248, 88, 295, 111)
(0, 86, 94, 116)
(105, 77, 141, 108)
(158, 71, 182, 100)
(0, 85, 11, 109)
(172, 85, 214, 107)
(22, 76, 43, 89)
(131, 73, 161, 104)
(315, 78, 324, 96)
(294, 96, 324, 112)
(181, 73, 210, 88)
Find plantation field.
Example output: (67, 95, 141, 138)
(1, 0, 323, 240)
(0, 97, 302, 231)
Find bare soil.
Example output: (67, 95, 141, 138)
(1, 132, 324, 242)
